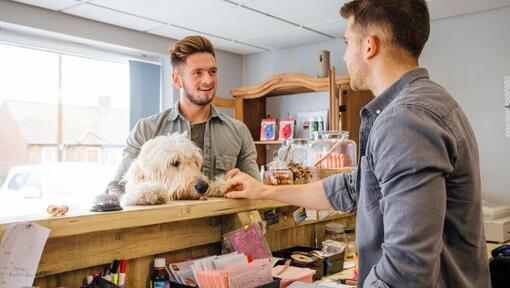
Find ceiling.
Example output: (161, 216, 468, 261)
(10, 0, 510, 55)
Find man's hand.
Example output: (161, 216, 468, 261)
(223, 168, 268, 200)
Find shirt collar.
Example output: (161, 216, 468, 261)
(168, 100, 225, 122)
(364, 67, 430, 116)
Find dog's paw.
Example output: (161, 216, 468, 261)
(123, 183, 169, 205)
(206, 175, 226, 198)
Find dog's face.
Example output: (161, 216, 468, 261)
(128, 133, 210, 200)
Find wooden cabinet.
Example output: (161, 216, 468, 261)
(229, 69, 373, 166)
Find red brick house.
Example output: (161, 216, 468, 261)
(0, 100, 128, 181)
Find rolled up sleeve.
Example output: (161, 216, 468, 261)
(322, 169, 358, 212)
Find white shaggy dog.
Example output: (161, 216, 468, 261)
(122, 133, 224, 205)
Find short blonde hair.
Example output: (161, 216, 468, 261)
(169, 35, 215, 68)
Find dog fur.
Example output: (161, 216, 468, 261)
(122, 133, 224, 205)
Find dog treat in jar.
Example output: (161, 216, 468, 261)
(264, 158, 293, 186)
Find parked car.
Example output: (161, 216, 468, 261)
(0, 162, 116, 218)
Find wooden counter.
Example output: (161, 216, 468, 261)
(0, 198, 356, 287)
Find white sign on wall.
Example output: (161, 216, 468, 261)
(505, 76, 510, 138)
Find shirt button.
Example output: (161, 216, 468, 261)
(376, 109, 381, 114)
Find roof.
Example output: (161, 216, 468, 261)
(1, 100, 128, 145)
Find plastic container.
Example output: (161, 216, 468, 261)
(151, 258, 170, 288)
(264, 158, 293, 186)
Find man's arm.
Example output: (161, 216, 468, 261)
(235, 124, 261, 180)
(223, 172, 333, 210)
(223, 168, 358, 212)
(364, 106, 455, 287)
(106, 120, 150, 196)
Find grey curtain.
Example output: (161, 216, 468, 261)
(129, 60, 161, 130)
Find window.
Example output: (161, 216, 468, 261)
(0, 42, 130, 218)
(42, 147, 58, 163)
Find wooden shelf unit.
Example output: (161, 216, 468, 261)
(230, 69, 373, 166)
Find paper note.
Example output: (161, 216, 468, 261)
(224, 223, 271, 260)
(227, 258, 273, 288)
(0, 222, 50, 288)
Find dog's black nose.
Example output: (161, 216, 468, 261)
(194, 181, 209, 194)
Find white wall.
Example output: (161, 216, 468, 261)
(242, 6, 510, 204)
(0, 0, 243, 107)
(242, 38, 347, 86)
(421, 7, 510, 204)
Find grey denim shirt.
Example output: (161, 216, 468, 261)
(323, 68, 490, 287)
(107, 102, 260, 196)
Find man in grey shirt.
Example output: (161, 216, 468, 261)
(107, 35, 259, 196)
(222, 1, 490, 287)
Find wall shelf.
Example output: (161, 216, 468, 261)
(229, 70, 373, 166)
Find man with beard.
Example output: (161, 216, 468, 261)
(107, 35, 259, 196)
(222, 0, 490, 287)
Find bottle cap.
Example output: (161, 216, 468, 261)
(154, 258, 166, 268)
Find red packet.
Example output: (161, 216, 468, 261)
(223, 223, 272, 260)
(278, 118, 295, 141)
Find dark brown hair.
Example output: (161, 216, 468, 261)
(169, 35, 215, 68)
(340, 0, 430, 58)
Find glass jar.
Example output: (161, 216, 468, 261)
(311, 131, 357, 170)
(263, 158, 293, 185)
(277, 139, 317, 184)
(324, 222, 347, 243)
(344, 226, 356, 259)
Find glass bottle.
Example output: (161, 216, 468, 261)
(151, 258, 170, 288)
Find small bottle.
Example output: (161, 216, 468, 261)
(151, 258, 170, 288)
(80, 278, 90, 288)
(308, 117, 319, 139)
(318, 116, 324, 132)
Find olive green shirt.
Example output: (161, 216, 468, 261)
(107, 102, 260, 196)
(191, 122, 206, 151)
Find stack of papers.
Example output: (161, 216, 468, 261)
(170, 252, 273, 288)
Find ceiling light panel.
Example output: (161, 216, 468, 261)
(241, 27, 330, 50)
(236, 0, 347, 26)
(307, 19, 346, 39)
(11, 0, 83, 11)
(164, 0, 295, 40)
(64, 3, 165, 31)
(148, 25, 266, 55)
(88, 0, 185, 23)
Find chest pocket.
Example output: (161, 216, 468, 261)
(360, 155, 382, 210)
(214, 155, 236, 174)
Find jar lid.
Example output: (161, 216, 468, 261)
(325, 222, 345, 233)
(344, 226, 355, 233)
(290, 138, 309, 145)
(267, 158, 290, 170)
(317, 131, 349, 139)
